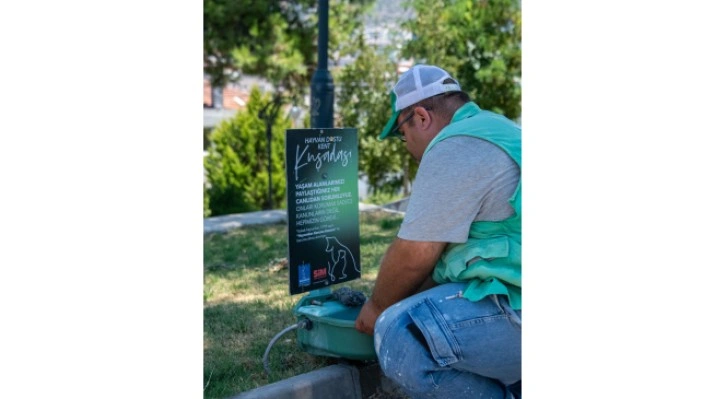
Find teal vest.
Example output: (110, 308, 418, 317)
(424, 102, 522, 310)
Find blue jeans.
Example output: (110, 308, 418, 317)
(374, 283, 522, 399)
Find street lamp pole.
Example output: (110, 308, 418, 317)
(310, 0, 334, 128)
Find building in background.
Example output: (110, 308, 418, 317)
(203, 75, 283, 152)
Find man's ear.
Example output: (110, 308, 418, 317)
(414, 106, 433, 130)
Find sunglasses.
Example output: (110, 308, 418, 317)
(392, 111, 416, 142)
(392, 106, 433, 142)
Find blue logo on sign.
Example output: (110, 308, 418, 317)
(298, 262, 311, 287)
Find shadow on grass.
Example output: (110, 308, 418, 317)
(204, 212, 402, 279)
(204, 224, 289, 277)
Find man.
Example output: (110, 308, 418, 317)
(354, 64, 522, 399)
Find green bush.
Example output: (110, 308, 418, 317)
(203, 180, 211, 218)
(204, 87, 290, 216)
(362, 190, 405, 206)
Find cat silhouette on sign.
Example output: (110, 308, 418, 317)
(324, 236, 359, 282)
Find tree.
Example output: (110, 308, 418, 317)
(204, 0, 374, 96)
(402, 0, 521, 120)
(204, 87, 290, 216)
(202, 0, 522, 209)
(204, 0, 314, 90)
(336, 33, 414, 196)
(328, 0, 374, 66)
(338, 0, 521, 198)
(203, 0, 380, 215)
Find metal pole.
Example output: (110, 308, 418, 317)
(258, 95, 282, 210)
(310, 0, 334, 128)
(267, 122, 272, 209)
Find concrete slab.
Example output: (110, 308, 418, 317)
(204, 210, 287, 235)
(203, 201, 408, 235)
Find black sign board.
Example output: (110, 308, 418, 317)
(285, 128, 360, 295)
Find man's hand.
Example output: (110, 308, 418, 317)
(355, 299, 383, 336)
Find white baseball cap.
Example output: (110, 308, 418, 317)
(379, 64, 461, 140)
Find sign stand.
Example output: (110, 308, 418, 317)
(284, 128, 375, 360)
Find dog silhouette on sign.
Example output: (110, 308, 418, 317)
(324, 236, 359, 282)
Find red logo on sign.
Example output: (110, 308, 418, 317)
(313, 268, 327, 280)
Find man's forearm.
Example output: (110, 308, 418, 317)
(368, 238, 446, 311)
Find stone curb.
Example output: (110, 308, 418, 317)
(227, 364, 362, 399)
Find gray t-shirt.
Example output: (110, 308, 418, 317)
(398, 136, 520, 243)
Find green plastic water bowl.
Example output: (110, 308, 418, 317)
(293, 289, 377, 361)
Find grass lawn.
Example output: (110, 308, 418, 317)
(203, 210, 403, 399)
